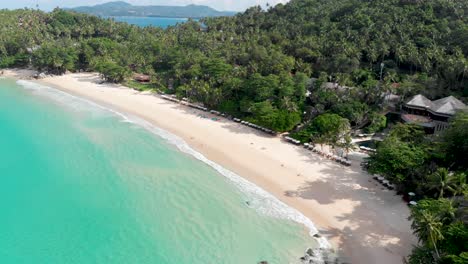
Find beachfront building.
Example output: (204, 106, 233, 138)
(133, 74, 151, 83)
(401, 94, 467, 133)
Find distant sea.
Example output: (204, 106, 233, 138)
(106, 16, 192, 28)
(0, 77, 325, 263)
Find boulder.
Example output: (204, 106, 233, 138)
(33, 72, 47, 79)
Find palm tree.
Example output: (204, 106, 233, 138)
(411, 210, 444, 259)
(339, 135, 355, 158)
(448, 172, 468, 197)
(426, 168, 455, 198)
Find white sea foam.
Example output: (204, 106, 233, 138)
(17, 80, 129, 121)
(16, 80, 331, 256)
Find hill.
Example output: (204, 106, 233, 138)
(67, 1, 236, 18)
(1, 0, 467, 130)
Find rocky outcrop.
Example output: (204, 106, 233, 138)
(299, 247, 341, 264)
(33, 72, 47, 79)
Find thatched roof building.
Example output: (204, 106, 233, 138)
(402, 94, 467, 133)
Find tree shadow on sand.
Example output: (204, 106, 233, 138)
(285, 157, 416, 263)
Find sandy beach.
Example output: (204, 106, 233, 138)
(3, 69, 417, 263)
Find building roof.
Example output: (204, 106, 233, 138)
(309, 78, 354, 92)
(406, 94, 467, 116)
(406, 94, 433, 109)
(432, 96, 467, 115)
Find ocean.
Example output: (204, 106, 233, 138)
(0, 77, 326, 263)
(106, 16, 191, 28)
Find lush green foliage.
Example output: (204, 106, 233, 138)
(408, 198, 468, 263)
(369, 116, 468, 263)
(1, 0, 467, 132)
(369, 134, 427, 184)
(310, 113, 350, 145)
(95, 60, 130, 83)
(365, 113, 387, 133)
(439, 113, 468, 171)
(32, 42, 77, 74)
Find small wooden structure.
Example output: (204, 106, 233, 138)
(133, 74, 151, 83)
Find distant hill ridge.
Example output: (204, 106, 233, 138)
(67, 1, 237, 18)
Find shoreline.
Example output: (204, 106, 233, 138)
(2, 69, 417, 263)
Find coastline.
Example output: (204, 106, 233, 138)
(3, 69, 417, 263)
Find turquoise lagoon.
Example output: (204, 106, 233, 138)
(106, 16, 191, 28)
(0, 78, 325, 263)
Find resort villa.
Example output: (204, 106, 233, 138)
(402, 94, 467, 133)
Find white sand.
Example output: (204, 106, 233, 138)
(3, 69, 417, 263)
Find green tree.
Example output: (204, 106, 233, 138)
(448, 173, 468, 197)
(309, 113, 350, 148)
(338, 134, 355, 158)
(365, 112, 387, 133)
(408, 198, 465, 262)
(439, 222, 468, 259)
(410, 210, 444, 259)
(32, 43, 77, 74)
(368, 136, 427, 184)
(95, 60, 130, 83)
(426, 168, 456, 199)
(202, 57, 232, 81)
(332, 101, 369, 127)
(406, 246, 436, 264)
(439, 112, 468, 170)
(390, 123, 426, 144)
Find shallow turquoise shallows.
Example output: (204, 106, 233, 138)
(0, 78, 320, 264)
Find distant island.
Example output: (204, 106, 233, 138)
(66, 1, 237, 18)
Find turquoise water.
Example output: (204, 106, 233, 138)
(106, 16, 190, 28)
(0, 78, 324, 263)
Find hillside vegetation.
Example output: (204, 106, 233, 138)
(1, 0, 466, 132)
